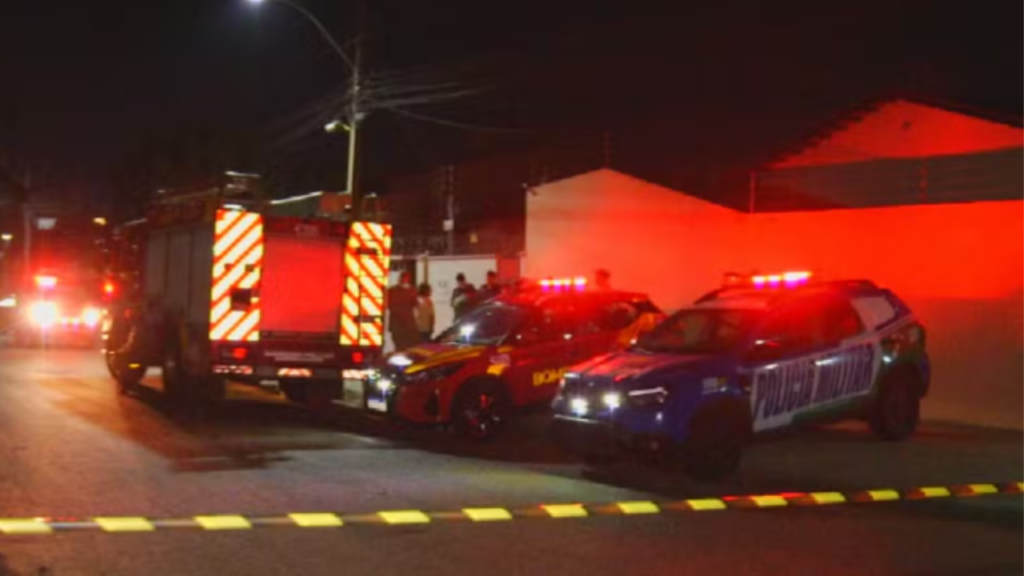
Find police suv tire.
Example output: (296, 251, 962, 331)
(680, 401, 751, 483)
(869, 372, 921, 441)
(161, 343, 188, 406)
(453, 378, 510, 442)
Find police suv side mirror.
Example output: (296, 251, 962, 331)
(746, 340, 782, 363)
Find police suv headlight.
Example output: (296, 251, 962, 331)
(602, 392, 622, 410)
(404, 362, 466, 384)
(626, 386, 669, 407)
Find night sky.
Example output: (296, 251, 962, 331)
(0, 0, 1020, 209)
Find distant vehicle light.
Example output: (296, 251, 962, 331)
(0, 296, 15, 308)
(82, 307, 103, 328)
(103, 281, 116, 296)
(93, 217, 107, 226)
(0, 233, 12, 242)
(28, 301, 59, 328)
(35, 275, 57, 290)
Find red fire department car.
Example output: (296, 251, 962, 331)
(363, 277, 664, 439)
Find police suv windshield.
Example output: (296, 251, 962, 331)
(637, 308, 764, 354)
(437, 303, 528, 346)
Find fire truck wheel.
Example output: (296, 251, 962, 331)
(278, 379, 307, 404)
(452, 378, 510, 442)
(106, 353, 145, 394)
(197, 376, 227, 408)
(161, 342, 188, 406)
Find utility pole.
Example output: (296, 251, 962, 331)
(346, 0, 365, 221)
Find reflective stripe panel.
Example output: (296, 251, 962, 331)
(210, 210, 263, 342)
(340, 222, 392, 347)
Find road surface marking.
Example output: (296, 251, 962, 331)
(3, 481, 1020, 535)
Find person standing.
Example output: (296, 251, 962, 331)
(414, 283, 435, 343)
(387, 271, 419, 351)
(451, 273, 477, 320)
(477, 270, 501, 302)
(594, 268, 612, 290)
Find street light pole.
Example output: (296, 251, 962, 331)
(247, 0, 365, 220)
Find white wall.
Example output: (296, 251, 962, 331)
(524, 169, 748, 312)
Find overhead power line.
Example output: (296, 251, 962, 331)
(386, 106, 529, 134)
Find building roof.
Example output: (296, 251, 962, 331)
(768, 98, 1024, 170)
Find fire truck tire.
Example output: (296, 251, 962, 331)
(278, 379, 308, 404)
(452, 377, 510, 442)
(107, 355, 145, 394)
(161, 341, 188, 406)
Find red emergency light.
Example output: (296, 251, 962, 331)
(539, 276, 587, 290)
(103, 281, 116, 296)
(35, 275, 57, 290)
(751, 270, 812, 288)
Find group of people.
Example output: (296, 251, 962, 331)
(386, 268, 612, 351)
(386, 270, 505, 351)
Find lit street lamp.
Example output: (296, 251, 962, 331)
(245, 0, 365, 219)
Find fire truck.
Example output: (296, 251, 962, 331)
(103, 174, 393, 415)
(1, 204, 107, 346)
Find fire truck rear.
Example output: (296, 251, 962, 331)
(103, 179, 393, 415)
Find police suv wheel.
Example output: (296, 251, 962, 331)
(453, 379, 509, 441)
(680, 402, 750, 482)
(869, 373, 920, 441)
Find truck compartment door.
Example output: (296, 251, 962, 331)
(261, 235, 344, 335)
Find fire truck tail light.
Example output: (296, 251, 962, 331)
(352, 351, 365, 364)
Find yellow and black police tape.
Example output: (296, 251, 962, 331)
(2, 482, 1020, 535)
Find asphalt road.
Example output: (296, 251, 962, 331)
(0, 347, 1020, 576)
